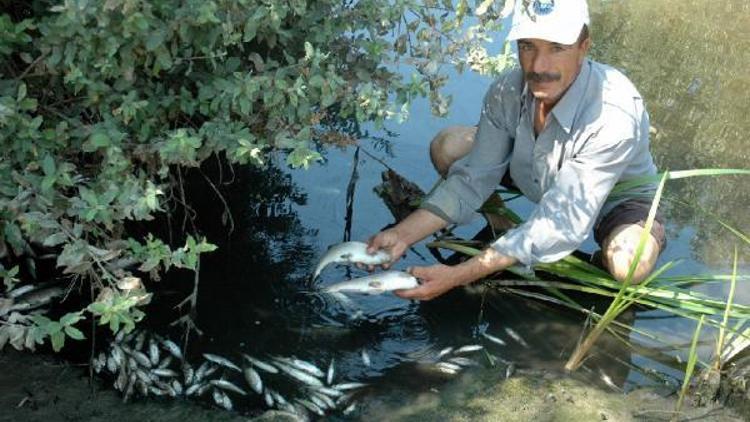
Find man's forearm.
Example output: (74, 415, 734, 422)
(452, 247, 517, 286)
(394, 208, 450, 246)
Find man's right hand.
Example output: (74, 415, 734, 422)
(366, 228, 409, 270)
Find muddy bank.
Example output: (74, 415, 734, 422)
(357, 367, 746, 422)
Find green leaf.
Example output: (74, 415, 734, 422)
(50, 330, 65, 352)
(64, 326, 85, 340)
(60, 312, 83, 326)
(17, 83, 27, 101)
(43, 232, 68, 247)
(89, 132, 111, 148)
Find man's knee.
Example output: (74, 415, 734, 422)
(602, 224, 660, 284)
(430, 126, 477, 177)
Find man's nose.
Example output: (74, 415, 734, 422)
(531, 52, 552, 74)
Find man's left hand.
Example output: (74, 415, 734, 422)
(394, 264, 465, 301)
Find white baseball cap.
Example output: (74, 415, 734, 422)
(507, 0, 590, 45)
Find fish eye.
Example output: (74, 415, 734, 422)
(368, 281, 382, 288)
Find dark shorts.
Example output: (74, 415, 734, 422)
(593, 199, 667, 252)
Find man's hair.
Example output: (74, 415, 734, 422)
(577, 24, 590, 45)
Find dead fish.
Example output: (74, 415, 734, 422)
(211, 378, 248, 396)
(436, 362, 462, 372)
(269, 389, 287, 405)
(194, 361, 213, 381)
(203, 353, 241, 372)
(148, 339, 160, 366)
(183, 364, 194, 386)
(161, 339, 183, 360)
(504, 327, 530, 348)
(13, 286, 64, 308)
(309, 393, 330, 410)
(323, 271, 419, 295)
(315, 386, 344, 397)
(326, 358, 335, 385)
(242, 354, 279, 374)
(274, 356, 325, 378)
(361, 349, 371, 367)
(296, 398, 325, 416)
(171, 379, 183, 395)
(343, 402, 357, 415)
(454, 344, 484, 354)
(481, 331, 507, 346)
(332, 382, 367, 391)
(130, 350, 152, 368)
(149, 386, 167, 396)
(157, 356, 173, 369)
(134, 331, 146, 351)
(264, 390, 274, 407)
(448, 356, 479, 367)
(243, 366, 263, 394)
(151, 368, 179, 378)
(213, 389, 233, 410)
(311, 390, 335, 409)
(275, 361, 323, 387)
(185, 383, 202, 396)
(313, 241, 391, 280)
(437, 346, 454, 358)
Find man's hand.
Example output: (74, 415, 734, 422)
(395, 264, 465, 301)
(365, 228, 409, 270)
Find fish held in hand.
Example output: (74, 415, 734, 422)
(323, 270, 419, 295)
(312, 241, 391, 280)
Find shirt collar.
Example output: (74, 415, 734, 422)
(519, 59, 592, 134)
(550, 59, 591, 134)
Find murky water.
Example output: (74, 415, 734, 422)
(126, 0, 750, 418)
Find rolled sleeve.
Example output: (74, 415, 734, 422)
(420, 79, 515, 224)
(492, 113, 642, 265)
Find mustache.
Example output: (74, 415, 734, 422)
(525, 72, 561, 83)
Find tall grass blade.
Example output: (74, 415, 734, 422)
(673, 316, 705, 421)
(715, 247, 738, 369)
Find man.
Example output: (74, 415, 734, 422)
(366, 0, 666, 300)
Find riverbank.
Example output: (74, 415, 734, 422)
(1, 350, 745, 421)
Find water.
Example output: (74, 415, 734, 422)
(149, 0, 750, 418)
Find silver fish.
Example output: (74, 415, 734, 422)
(183, 364, 194, 386)
(213, 389, 233, 410)
(274, 356, 325, 378)
(269, 389, 287, 405)
(313, 241, 391, 280)
(361, 349, 371, 366)
(130, 350, 152, 368)
(437, 346, 453, 358)
(311, 391, 335, 409)
(161, 339, 183, 360)
(134, 331, 146, 351)
(136, 381, 148, 398)
(243, 366, 263, 394)
(343, 402, 357, 415)
(149, 386, 166, 396)
(332, 382, 367, 391)
(171, 379, 183, 395)
(481, 332, 507, 346)
(448, 356, 479, 367)
(264, 390, 274, 407)
(436, 362, 462, 372)
(324, 270, 418, 295)
(211, 379, 247, 396)
(454, 344, 484, 354)
(316, 386, 344, 397)
(148, 339, 160, 365)
(505, 362, 516, 379)
(276, 361, 324, 387)
(326, 358, 335, 385)
(158, 356, 173, 369)
(203, 353, 241, 372)
(185, 383, 202, 396)
(504, 327, 530, 348)
(309, 393, 330, 410)
(242, 354, 279, 374)
(151, 368, 179, 377)
(296, 398, 325, 416)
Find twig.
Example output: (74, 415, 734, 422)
(199, 169, 235, 237)
(342, 146, 360, 242)
(15, 51, 49, 81)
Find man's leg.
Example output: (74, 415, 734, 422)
(429, 126, 516, 232)
(595, 200, 667, 284)
(429, 126, 476, 177)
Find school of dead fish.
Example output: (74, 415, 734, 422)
(90, 243, 522, 417)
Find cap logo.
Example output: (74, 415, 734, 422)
(532, 0, 555, 15)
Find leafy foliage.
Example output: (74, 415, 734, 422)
(0, 0, 512, 351)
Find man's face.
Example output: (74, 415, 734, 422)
(517, 37, 590, 106)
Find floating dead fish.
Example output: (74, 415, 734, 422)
(242, 354, 279, 374)
(183, 364, 194, 386)
(148, 339, 160, 366)
(481, 331, 507, 346)
(274, 356, 325, 378)
(171, 379, 183, 395)
(296, 398, 325, 416)
(161, 339, 183, 360)
(211, 378, 247, 396)
(504, 327, 530, 348)
(332, 382, 367, 391)
(343, 402, 357, 415)
(134, 331, 146, 351)
(130, 350, 152, 368)
(157, 356, 173, 370)
(203, 353, 241, 372)
(151, 368, 179, 378)
(361, 349, 371, 367)
(436, 362, 462, 372)
(309, 393, 330, 410)
(311, 390, 335, 409)
(213, 389, 233, 410)
(453, 344, 484, 354)
(313, 241, 391, 280)
(448, 357, 479, 367)
(276, 361, 324, 387)
(505, 362, 516, 379)
(324, 271, 419, 295)
(316, 386, 344, 397)
(437, 346, 454, 358)
(264, 390, 274, 407)
(243, 366, 263, 394)
(326, 358, 335, 385)
(185, 383, 202, 396)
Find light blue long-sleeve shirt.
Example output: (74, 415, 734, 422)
(421, 59, 657, 266)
